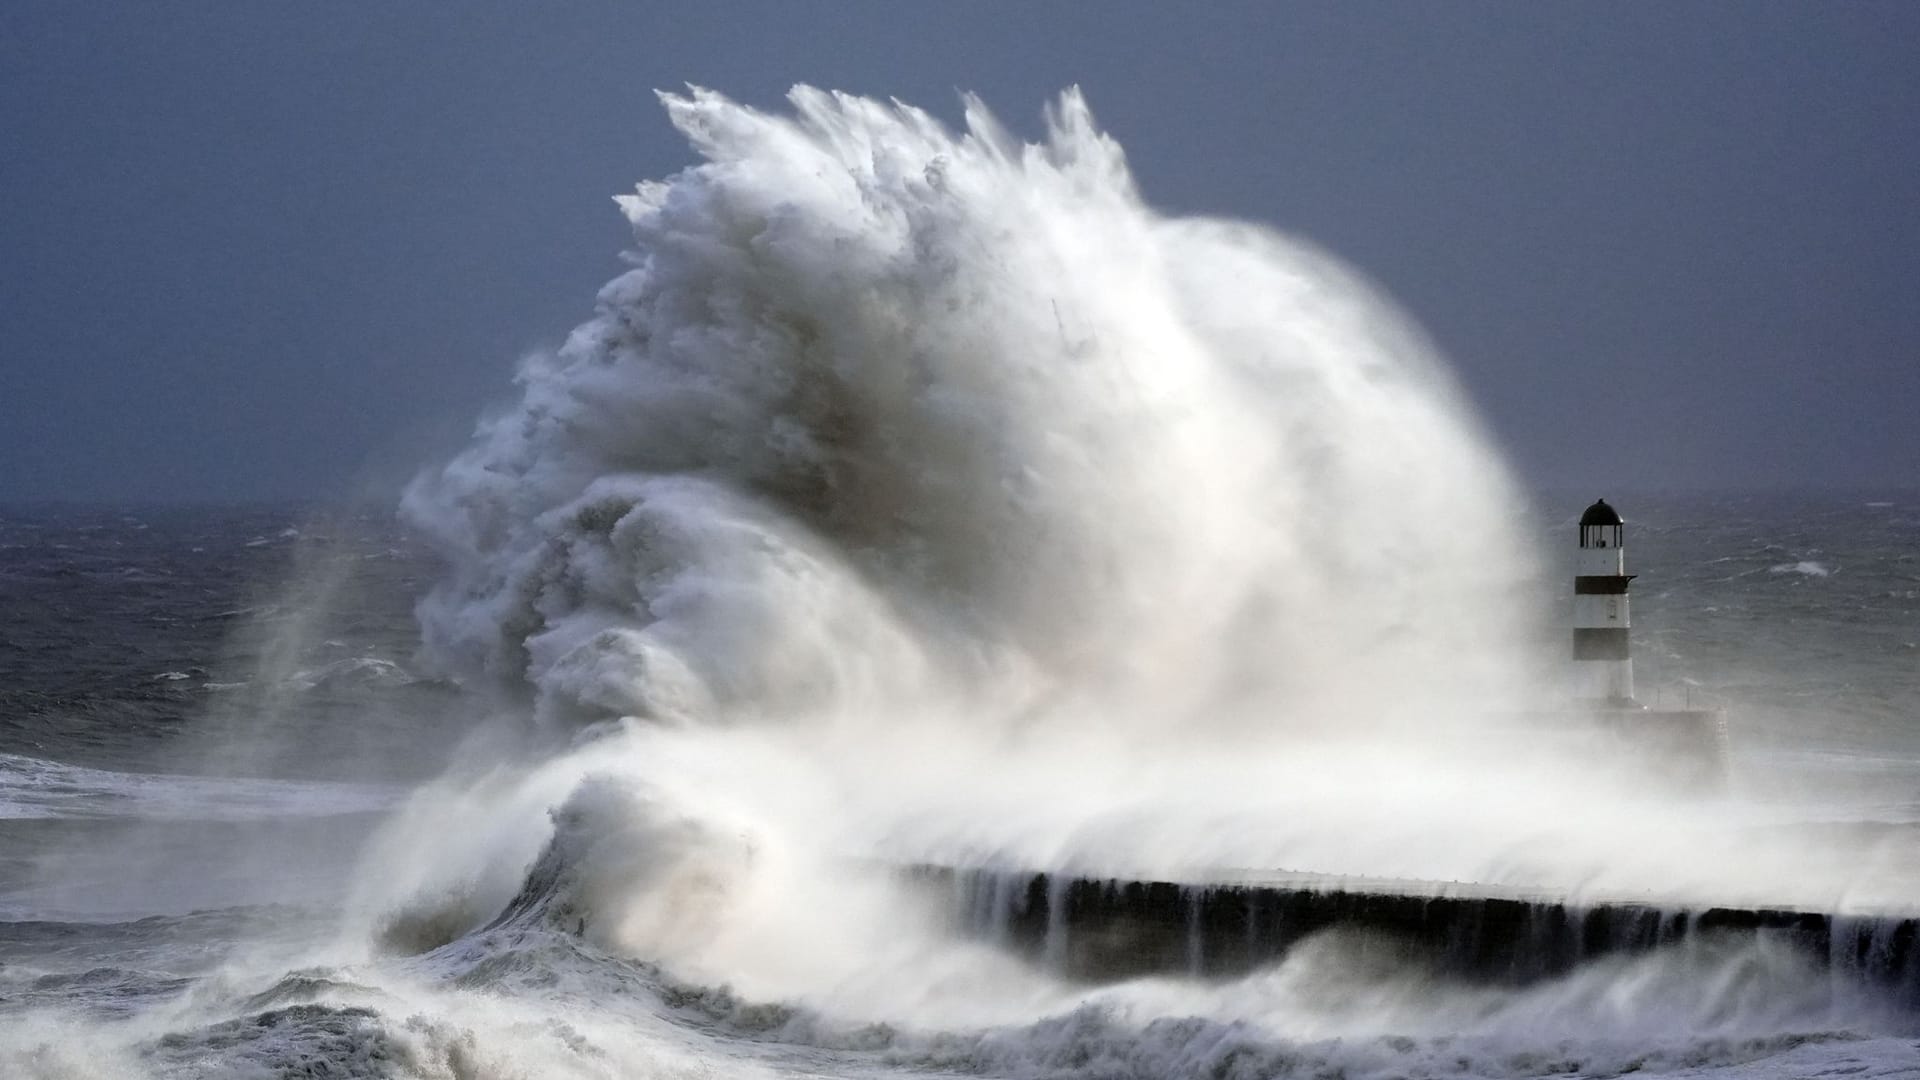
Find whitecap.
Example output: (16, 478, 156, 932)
(1769, 561, 1832, 577)
(0, 752, 398, 822)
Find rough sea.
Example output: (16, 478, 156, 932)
(3, 495, 1915, 1080)
(5, 88, 1919, 1078)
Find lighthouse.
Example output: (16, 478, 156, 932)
(1573, 498, 1636, 706)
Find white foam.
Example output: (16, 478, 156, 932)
(0, 752, 398, 822)
(286, 656, 416, 692)
(1770, 560, 1833, 577)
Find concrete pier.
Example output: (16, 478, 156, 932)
(918, 865, 1920, 1000)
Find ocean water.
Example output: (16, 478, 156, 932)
(5, 88, 1919, 1078)
(2, 495, 1916, 1079)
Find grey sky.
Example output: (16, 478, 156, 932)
(3, 2, 1916, 503)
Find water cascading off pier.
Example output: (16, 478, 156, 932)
(919, 865, 1920, 1003)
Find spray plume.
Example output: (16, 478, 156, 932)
(403, 85, 1538, 749)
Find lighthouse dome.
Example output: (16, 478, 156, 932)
(1580, 499, 1623, 527)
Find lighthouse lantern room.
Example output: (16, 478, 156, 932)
(1574, 498, 1637, 706)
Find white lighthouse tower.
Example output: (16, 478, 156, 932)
(1574, 498, 1636, 706)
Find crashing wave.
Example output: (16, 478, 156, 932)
(403, 85, 1539, 745)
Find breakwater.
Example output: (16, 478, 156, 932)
(919, 866, 1920, 999)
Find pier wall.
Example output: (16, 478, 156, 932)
(919, 866, 1919, 1001)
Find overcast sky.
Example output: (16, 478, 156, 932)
(3, 2, 1915, 503)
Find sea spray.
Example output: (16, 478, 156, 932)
(403, 85, 1541, 744)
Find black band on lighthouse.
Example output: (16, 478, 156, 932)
(1574, 575, 1636, 595)
(1572, 627, 1630, 660)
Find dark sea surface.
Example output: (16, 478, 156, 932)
(2, 493, 1918, 1078)
(1, 504, 419, 769)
